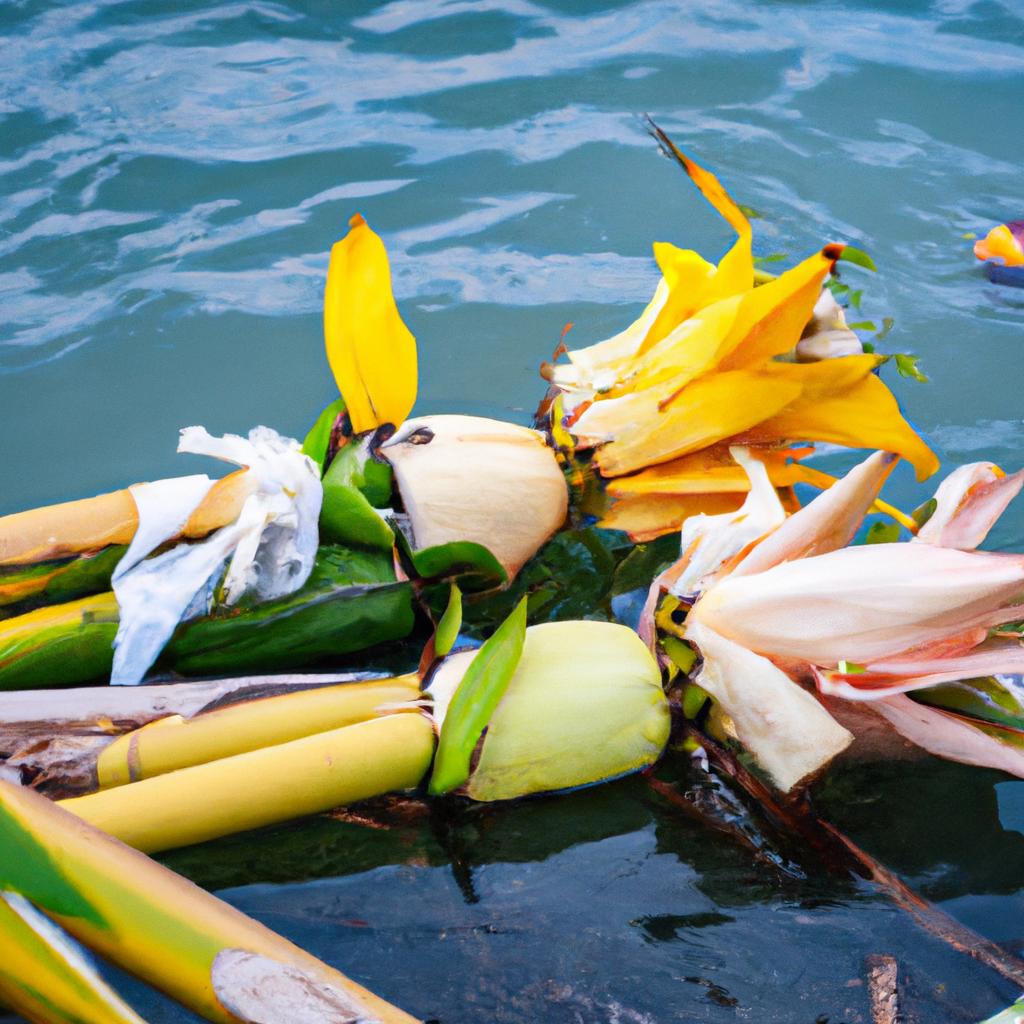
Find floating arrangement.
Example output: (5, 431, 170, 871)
(3, 124, 1024, 1024)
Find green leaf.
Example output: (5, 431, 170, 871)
(911, 677, 1024, 734)
(662, 636, 697, 675)
(837, 245, 877, 272)
(320, 443, 395, 551)
(837, 660, 865, 675)
(875, 316, 895, 341)
(405, 540, 507, 592)
(912, 497, 938, 527)
(847, 320, 877, 331)
(435, 583, 462, 657)
(894, 352, 929, 383)
(848, 289, 863, 312)
(864, 521, 901, 545)
(429, 596, 528, 795)
(301, 398, 347, 472)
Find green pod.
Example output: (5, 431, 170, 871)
(0, 546, 414, 690)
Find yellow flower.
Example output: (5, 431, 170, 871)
(323, 214, 418, 434)
(549, 137, 937, 540)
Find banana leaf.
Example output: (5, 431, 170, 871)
(0, 545, 414, 690)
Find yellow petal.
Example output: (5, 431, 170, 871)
(603, 293, 742, 399)
(324, 214, 417, 434)
(606, 447, 804, 497)
(716, 248, 836, 370)
(752, 371, 939, 480)
(586, 369, 803, 477)
(649, 131, 753, 300)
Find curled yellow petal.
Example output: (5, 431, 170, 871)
(324, 214, 417, 434)
(584, 370, 802, 477)
(753, 371, 940, 480)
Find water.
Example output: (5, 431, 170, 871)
(3, 0, 1024, 1020)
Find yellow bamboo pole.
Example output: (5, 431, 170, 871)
(0, 779, 420, 1023)
(0, 892, 147, 1024)
(96, 674, 422, 788)
(62, 712, 434, 854)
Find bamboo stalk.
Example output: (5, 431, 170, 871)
(60, 712, 435, 853)
(0, 672, 391, 798)
(96, 675, 422, 788)
(0, 891, 147, 1024)
(0, 778, 419, 1023)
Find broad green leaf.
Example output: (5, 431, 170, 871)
(403, 538, 507, 592)
(301, 398, 347, 472)
(875, 316, 895, 340)
(429, 596, 528, 795)
(320, 443, 394, 551)
(847, 320, 877, 331)
(435, 583, 462, 657)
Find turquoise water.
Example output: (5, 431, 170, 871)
(3, 1, 1024, 1021)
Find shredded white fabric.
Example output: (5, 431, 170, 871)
(110, 427, 322, 686)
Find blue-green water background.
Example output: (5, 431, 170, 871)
(3, 1, 1024, 1020)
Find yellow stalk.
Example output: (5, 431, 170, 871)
(0, 780, 419, 1023)
(96, 674, 423, 788)
(63, 712, 434, 854)
(0, 892, 147, 1024)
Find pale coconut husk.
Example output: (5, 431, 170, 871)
(382, 414, 568, 581)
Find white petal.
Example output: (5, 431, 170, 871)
(686, 619, 852, 792)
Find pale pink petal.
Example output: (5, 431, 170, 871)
(693, 543, 1024, 665)
(815, 637, 1024, 699)
(685, 619, 853, 792)
(672, 447, 786, 596)
(916, 463, 1024, 551)
(731, 451, 896, 578)
(871, 694, 1024, 778)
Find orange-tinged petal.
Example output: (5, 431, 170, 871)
(974, 223, 1024, 266)
(646, 126, 754, 302)
(324, 214, 417, 434)
(606, 447, 804, 497)
(751, 370, 939, 480)
(582, 370, 803, 477)
(598, 490, 744, 541)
